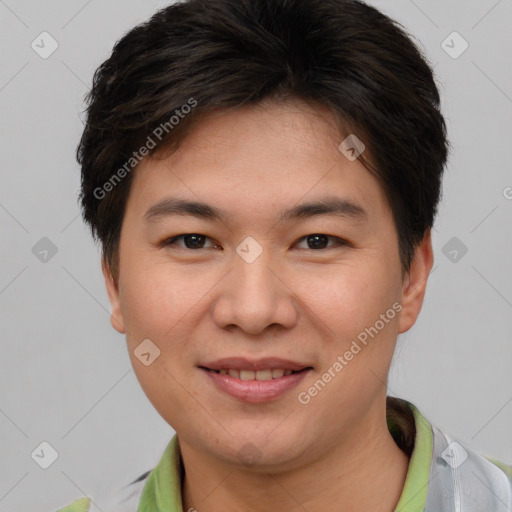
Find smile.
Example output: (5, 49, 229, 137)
(200, 366, 312, 403)
(204, 368, 303, 380)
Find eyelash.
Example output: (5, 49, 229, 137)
(161, 233, 349, 251)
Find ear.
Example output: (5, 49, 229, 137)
(398, 230, 434, 334)
(102, 258, 126, 334)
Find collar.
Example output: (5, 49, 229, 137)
(137, 398, 434, 511)
(59, 399, 512, 511)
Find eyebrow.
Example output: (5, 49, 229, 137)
(143, 196, 368, 224)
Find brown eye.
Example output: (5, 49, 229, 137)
(295, 234, 347, 250)
(163, 234, 220, 249)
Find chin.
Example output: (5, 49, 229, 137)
(211, 431, 307, 471)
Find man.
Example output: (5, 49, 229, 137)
(58, 0, 512, 510)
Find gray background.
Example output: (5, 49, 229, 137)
(0, 0, 511, 510)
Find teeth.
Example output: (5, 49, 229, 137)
(240, 370, 255, 381)
(271, 368, 285, 378)
(255, 369, 273, 381)
(214, 368, 301, 380)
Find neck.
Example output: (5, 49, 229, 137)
(180, 401, 410, 512)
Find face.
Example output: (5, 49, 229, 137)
(104, 98, 432, 470)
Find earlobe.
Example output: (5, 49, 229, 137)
(101, 259, 126, 334)
(398, 230, 434, 334)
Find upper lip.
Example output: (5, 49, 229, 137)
(199, 357, 311, 371)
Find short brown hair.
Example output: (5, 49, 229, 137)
(77, 0, 449, 280)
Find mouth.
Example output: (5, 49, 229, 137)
(198, 357, 313, 403)
(200, 367, 311, 380)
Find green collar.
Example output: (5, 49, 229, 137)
(138, 433, 183, 512)
(393, 401, 433, 511)
(137, 399, 433, 512)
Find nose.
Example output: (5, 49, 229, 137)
(210, 244, 299, 335)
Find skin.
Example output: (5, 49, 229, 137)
(103, 97, 433, 512)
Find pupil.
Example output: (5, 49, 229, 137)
(185, 234, 204, 248)
(308, 234, 327, 249)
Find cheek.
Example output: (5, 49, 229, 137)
(118, 262, 199, 406)
(118, 259, 190, 345)
(295, 260, 400, 339)
(118, 254, 223, 361)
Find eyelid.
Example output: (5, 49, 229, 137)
(161, 234, 221, 249)
(293, 234, 349, 250)
(161, 233, 349, 250)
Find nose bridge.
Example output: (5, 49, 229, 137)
(211, 237, 298, 334)
(235, 245, 274, 297)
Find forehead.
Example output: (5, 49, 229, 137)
(126, 99, 391, 225)
(161, 99, 347, 168)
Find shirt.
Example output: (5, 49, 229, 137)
(55, 398, 512, 511)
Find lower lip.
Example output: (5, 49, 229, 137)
(201, 368, 311, 403)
